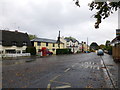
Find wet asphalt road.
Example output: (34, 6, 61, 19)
(2, 52, 119, 88)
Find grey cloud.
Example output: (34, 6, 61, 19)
(0, 0, 118, 45)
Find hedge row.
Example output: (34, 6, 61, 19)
(26, 46, 36, 55)
(56, 48, 72, 55)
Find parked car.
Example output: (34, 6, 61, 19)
(84, 51, 90, 53)
(46, 50, 53, 55)
(97, 49, 104, 56)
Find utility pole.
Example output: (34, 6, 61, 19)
(118, 9, 120, 29)
(82, 41, 83, 52)
(87, 37, 88, 52)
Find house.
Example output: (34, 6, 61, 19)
(81, 41, 90, 52)
(63, 37, 81, 53)
(60, 36, 67, 48)
(0, 30, 31, 57)
(111, 29, 120, 61)
(31, 38, 64, 55)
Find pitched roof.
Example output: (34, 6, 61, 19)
(111, 36, 120, 44)
(0, 30, 31, 47)
(64, 38, 79, 43)
(31, 38, 63, 44)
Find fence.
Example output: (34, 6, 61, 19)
(0, 53, 31, 58)
(112, 45, 120, 61)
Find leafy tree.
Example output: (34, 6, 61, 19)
(105, 40, 110, 46)
(104, 40, 112, 54)
(90, 42, 99, 51)
(74, 0, 120, 28)
(26, 46, 36, 55)
(99, 44, 105, 49)
(28, 34, 38, 40)
(65, 36, 76, 40)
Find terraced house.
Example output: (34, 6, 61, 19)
(31, 38, 64, 54)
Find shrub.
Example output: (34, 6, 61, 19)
(77, 51, 82, 53)
(56, 48, 72, 55)
(26, 46, 36, 55)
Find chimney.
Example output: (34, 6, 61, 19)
(116, 29, 120, 37)
(15, 30, 18, 32)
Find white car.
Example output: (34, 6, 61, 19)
(97, 49, 104, 55)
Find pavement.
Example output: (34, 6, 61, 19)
(2, 52, 119, 88)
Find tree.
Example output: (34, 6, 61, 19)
(65, 36, 76, 40)
(105, 40, 112, 54)
(90, 42, 99, 51)
(26, 46, 36, 55)
(99, 44, 105, 49)
(74, 0, 120, 28)
(29, 34, 38, 40)
(105, 40, 110, 46)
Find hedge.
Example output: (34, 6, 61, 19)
(56, 48, 72, 55)
(26, 46, 36, 55)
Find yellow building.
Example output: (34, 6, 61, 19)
(31, 38, 64, 54)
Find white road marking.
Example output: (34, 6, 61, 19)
(55, 85, 71, 88)
(97, 67, 100, 70)
(89, 62, 91, 64)
(72, 65, 75, 67)
(64, 68, 71, 72)
(50, 75, 61, 81)
(50, 80, 71, 85)
(47, 83, 51, 90)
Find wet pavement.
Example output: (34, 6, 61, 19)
(2, 52, 119, 88)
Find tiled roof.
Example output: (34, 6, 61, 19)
(65, 38, 79, 43)
(31, 38, 63, 43)
(111, 35, 120, 44)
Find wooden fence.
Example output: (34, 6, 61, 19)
(112, 45, 120, 61)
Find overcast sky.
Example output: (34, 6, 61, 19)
(0, 0, 118, 45)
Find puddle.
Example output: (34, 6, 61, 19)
(3, 59, 36, 65)
(25, 59, 35, 62)
(106, 64, 114, 66)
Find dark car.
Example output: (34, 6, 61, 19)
(97, 49, 104, 55)
(84, 51, 90, 53)
(46, 51, 53, 55)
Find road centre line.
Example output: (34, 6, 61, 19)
(50, 75, 61, 81)
(50, 80, 71, 85)
(64, 68, 71, 72)
(72, 65, 75, 67)
(55, 85, 71, 88)
(47, 83, 51, 90)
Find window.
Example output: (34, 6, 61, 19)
(38, 49, 41, 52)
(12, 41, 17, 46)
(0, 50, 3, 54)
(37, 42, 41, 46)
(5, 50, 16, 54)
(56, 44, 58, 47)
(23, 42, 27, 46)
(53, 43, 55, 47)
(52, 48, 55, 51)
(16, 50, 21, 54)
(46, 42, 48, 46)
(0, 40, 2, 45)
(22, 50, 26, 53)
